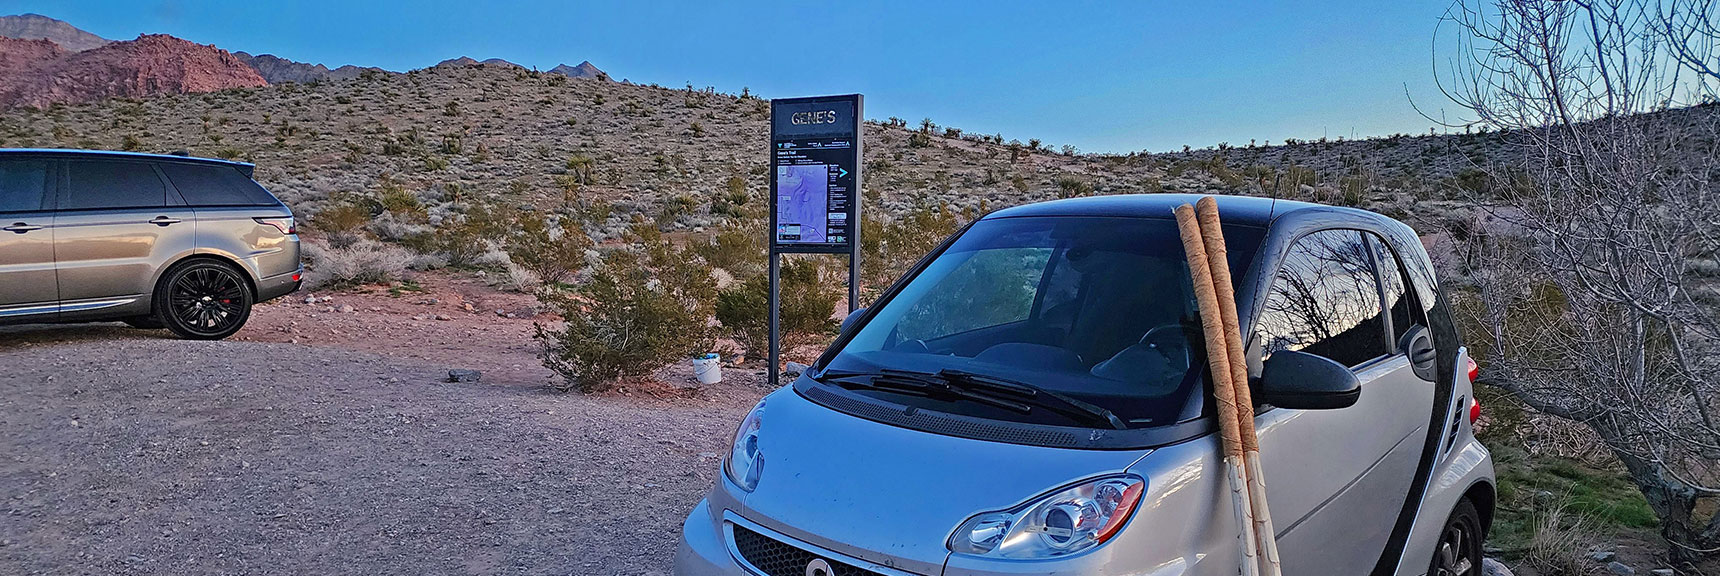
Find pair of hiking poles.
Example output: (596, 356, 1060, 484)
(1174, 197, 1282, 576)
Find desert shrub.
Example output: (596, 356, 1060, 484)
(507, 211, 591, 286)
(311, 201, 374, 247)
(534, 231, 717, 392)
(695, 219, 766, 275)
(716, 258, 842, 357)
(1339, 176, 1369, 206)
(402, 200, 505, 266)
(658, 194, 698, 226)
(376, 176, 426, 220)
(861, 202, 961, 294)
(908, 132, 933, 148)
(1054, 175, 1093, 198)
(302, 239, 411, 288)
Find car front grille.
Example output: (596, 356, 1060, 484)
(731, 524, 888, 576)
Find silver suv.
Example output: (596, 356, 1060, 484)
(677, 194, 1494, 576)
(0, 149, 301, 340)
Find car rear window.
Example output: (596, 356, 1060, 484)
(159, 163, 274, 206)
(0, 159, 49, 212)
(64, 160, 166, 210)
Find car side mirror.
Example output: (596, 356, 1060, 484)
(1258, 349, 1362, 410)
(840, 307, 867, 335)
(1398, 324, 1437, 382)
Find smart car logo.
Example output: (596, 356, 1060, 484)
(805, 558, 832, 576)
(791, 110, 838, 125)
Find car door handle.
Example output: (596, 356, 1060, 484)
(149, 216, 183, 226)
(3, 223, 43, 233)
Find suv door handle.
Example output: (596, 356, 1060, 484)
(3, 223, 43, 233)
(149, 216, 183, 226)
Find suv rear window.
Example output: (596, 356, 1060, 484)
(64, 160, 166, 210)
(0, 160, 49, 212)
(159, 163, 274, 206)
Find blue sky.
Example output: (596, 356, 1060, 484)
(3, 0, 1463, 153)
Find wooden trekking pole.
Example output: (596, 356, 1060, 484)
(1197, 196, 1283, 576)
(1174, 203, 1260, 576)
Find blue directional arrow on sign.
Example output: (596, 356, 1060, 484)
(838, 167, 849, 178)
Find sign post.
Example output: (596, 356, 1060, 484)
(768, 94, 863, 388)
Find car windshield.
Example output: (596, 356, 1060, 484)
(821, 215, 1264, 429)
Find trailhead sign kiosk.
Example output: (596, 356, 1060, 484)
(769, 94, 862, 387)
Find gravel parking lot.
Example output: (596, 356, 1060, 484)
(0, 324, 764, 576)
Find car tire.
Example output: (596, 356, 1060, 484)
(121, 316, 164, 329)
(1430, 498, 1484, 576)
(154, 259, 254, 341)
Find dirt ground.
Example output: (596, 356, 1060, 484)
(0, 277, 770, 576)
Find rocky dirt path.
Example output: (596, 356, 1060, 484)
(0, 290, 767, 575)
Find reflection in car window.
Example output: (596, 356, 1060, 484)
(1256, 229, 1387, 367)
(896, 247, 1051, 342)
(65, 160, 166, 210)
(0, 160, 48, 212)
(1368, 233, 1425, 346)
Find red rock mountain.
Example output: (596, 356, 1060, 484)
(0, 34, 266, 108)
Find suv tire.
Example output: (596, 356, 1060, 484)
(154, 259, 254, 340)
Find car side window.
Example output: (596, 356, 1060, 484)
(159, 163, 268, 206)
(0, 160, 49, 212)
(1256, 229, 1389, 368)
(63, 160, 166, 210)
(1367, 233, 1427, 349)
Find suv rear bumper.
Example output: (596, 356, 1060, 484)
(257, 266, 302, 302)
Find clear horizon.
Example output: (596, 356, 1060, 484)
(3, 0, 1465, 154)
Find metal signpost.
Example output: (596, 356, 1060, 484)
(768, 94, 863, 388)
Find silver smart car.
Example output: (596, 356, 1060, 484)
(0, 149, 302, 339)
(676, 194, 1494, 576)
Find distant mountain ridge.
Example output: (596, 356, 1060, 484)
(0, 13, 110, 52)
(234, 51, 386, 84)
(0, 13, 608, 107)
(0, 34, 265, 108)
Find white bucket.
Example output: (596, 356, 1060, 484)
(693, 353, 723, 385)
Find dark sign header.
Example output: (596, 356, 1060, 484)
(772, 98, 858, 139)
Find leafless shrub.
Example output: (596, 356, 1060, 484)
(301, 239, 411, 288)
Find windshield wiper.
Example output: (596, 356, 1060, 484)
(817, 368, 1036, 413)
(815, 368, 1128, 430)
(934, 369, 1129, 430)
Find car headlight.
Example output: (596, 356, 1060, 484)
(949, 475, 1145, 559)
(724, 400, 766, 492)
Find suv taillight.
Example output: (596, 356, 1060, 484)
(1465, 357, 1480, 383)
(1469, 397, 1481, 424)
(255, 217, 296, 235)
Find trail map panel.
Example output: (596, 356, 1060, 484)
(771, 95, 861, 252)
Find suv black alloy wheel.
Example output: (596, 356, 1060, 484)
(155, 260, 254, 340)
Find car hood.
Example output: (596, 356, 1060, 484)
(732, 384, 1150, 575)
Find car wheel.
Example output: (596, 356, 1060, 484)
(1431, 499, 1483, 576)
(121, 316, 164, 329)
(155, 260, 254, 341)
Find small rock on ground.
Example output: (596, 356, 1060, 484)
(1483, 558, 1515, 576)
(1591, 550, 1618, 562)
(1609, 561, 1636, 576)
(446, 369, 481, 383)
